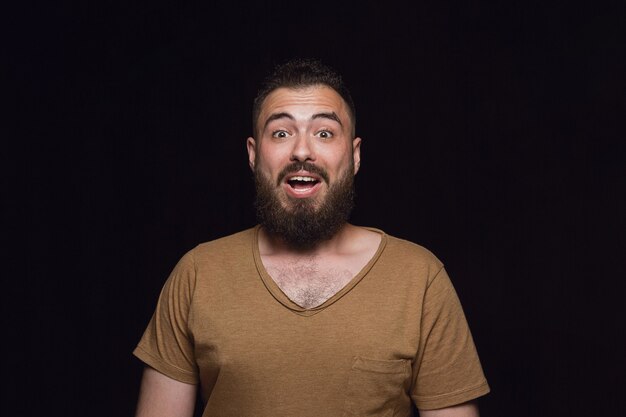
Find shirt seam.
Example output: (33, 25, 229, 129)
(134, 345, 197, 377)
(412, 380, 489, 402)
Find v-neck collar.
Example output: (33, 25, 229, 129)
(251, 225, 388, 316)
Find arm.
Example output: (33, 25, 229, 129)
(135, 366, 197, 417)
(419, 401, 479, 417)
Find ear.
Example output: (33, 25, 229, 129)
(246, 137, 256, 171)
(352, 137, 362, 175)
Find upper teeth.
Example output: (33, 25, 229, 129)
(290, 176, 316, 182)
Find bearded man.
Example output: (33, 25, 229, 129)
(133, 59, 490, 417)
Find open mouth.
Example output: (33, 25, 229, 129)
(286, 175, 321, 192)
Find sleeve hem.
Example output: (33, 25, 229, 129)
(412, 381, 490, 410)
(133, 345, 199, 385)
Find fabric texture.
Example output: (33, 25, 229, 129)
(134, 226, 489, 416)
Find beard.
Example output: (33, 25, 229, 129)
(254, 161, 355, 250)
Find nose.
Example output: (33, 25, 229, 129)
(290, 135, 315, 162)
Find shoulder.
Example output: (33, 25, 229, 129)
(367, 228, 445, 285)
(174, 228, 259, 283)
(363, 227, 442, 265)
(385, 234, 442, 265)
(189, 227, 256, 260)
(167, 227, 256, 275)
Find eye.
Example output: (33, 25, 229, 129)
(272, 130, 289, 138)
(316, 130, 333, 139)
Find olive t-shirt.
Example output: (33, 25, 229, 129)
(134, 227, 489, 416)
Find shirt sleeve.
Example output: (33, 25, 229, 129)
(411, 267, 490, 409)
(133, 251, 199, 384)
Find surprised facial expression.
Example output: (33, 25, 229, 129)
(247, 85, 361, 212)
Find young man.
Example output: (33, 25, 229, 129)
(134, 59, 490, 417)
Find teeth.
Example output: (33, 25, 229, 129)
(290, 176, 316, 182)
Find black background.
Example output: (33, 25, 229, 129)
(6, 1, 625, 416)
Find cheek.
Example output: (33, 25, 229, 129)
(329, 149, 355, 171)
(255, 153, 284, 178)
(258, 143, 284, 163)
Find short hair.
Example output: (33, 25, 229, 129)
(252, 58, 356, 137)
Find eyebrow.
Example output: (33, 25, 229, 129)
(262, 111, 344, 131)
(312, 112, 343, 127)
(263, 112, 294, 131)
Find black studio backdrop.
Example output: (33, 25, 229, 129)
(7, 1, 624, 416)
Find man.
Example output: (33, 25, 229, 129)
(134, 59, 490, 417)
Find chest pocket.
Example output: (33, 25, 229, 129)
(342, 357, 412, 417)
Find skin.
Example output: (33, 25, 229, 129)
(247, 85, 361, 215)
(420, 401, 480, 417)
(135, 85, 481, 417)
(247, 85, 382, 257)
(135, 367, 195, 417)
(247, 85, 382, 306)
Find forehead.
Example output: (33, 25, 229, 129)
(258, 85, 349, 125)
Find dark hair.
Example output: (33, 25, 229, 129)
(252, 58, 356, 137)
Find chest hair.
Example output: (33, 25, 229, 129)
(265, 259, 354, 309)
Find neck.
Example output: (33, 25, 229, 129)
(258, 223, 356, 257)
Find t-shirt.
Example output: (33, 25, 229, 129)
(134, 227, 489, 416)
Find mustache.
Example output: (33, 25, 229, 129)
(276, 162, 330, 186)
